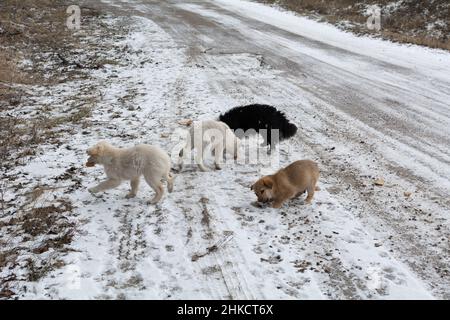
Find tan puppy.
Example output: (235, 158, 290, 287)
(251, 160, 319, 208)
(86, 141, 174, 204)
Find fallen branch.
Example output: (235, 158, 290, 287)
(191, 232, 234, 262)
(57, 53, 103, 70)
(56, 53, 84, 69)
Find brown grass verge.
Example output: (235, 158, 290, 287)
(0, 0, 101, 167)
(0, 0, 103, 298)
(256, 0, 450, 51)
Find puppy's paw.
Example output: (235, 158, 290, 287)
(88, 188, 103, 199)
(125, 193, 136, 199)
(88, 187, 98, 194)
(251, 201, 265, 208)
(272, 202, 283, 209)
(214, 164, 222, 170)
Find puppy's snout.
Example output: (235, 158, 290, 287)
(254, 192, 267, 203)
(86, 155, 96, 167)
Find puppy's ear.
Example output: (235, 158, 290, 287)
(262, 177, 273, 189)
(87, 147, 96, 156)
(96, 143, 105, 155)
(87, 143, 105, 156)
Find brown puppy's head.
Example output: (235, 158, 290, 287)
(251, 176, 274, 203)
(86, 141, 111, 166)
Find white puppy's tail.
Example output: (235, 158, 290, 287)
(166, 172, 175, 193)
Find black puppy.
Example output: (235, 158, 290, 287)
(219, 104, 298, 149)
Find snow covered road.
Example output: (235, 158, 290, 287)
(4, 0, 450, 299)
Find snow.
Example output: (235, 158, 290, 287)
(2, 0, 450, 300)
(384, 1, 405, 13)
(213, 0, 450, 82)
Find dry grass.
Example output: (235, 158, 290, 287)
(257, 0, 450, 51)
(25, 258, 66, 282)
(21, 200, 74, 237)
(0, 194, 76, 291)
(0, 0, 102, 298)
(0, 53, 25, 84)
(0, 103, 93, 170)
(0, 0, 73, 84)
(0, 0, 100, 167)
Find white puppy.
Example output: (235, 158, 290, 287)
(178, 120, 241, 171)
(86, 141, 174, 204)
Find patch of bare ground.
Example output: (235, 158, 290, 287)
(0, 0, 121, 298)
(0, 192, 76, 298)
(256, 0, 450, 51)
(0, 0, 104, 167)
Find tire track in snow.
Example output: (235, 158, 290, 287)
(173, 170, 252, 299)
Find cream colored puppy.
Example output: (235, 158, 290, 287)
(86, 141, 174, 204)
(178, 120, 241, 172)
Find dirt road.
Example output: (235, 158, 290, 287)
(3, 0, 450, 299)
